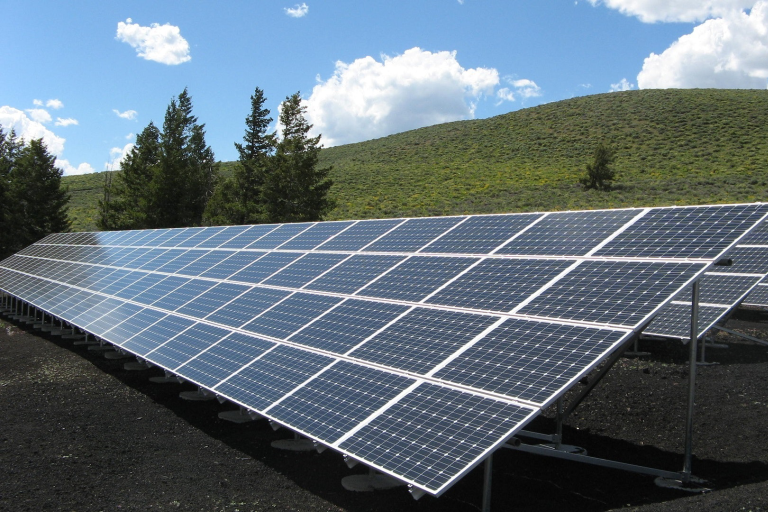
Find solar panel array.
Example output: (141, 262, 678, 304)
(645, 224, 768, 340)
(1, 203, 766, 497)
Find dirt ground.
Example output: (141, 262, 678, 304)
(1, 308, 767, 512)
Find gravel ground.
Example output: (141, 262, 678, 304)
(1, 309, 767, 512)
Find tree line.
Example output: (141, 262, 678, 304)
(0, 128, 70, 260)
(98, 87, 334, 231)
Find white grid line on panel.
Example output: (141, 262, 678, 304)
(272, 223, 318, 250)
(356, 218, 410, 252)
(583, 208, 650, 257)
(508, 260, 584, 314)
(415, 215, 472, 253)
(488, 214, 550, 255)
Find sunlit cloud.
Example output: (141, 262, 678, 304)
(116, 18, 191, 65)
(285, 3, 309, 18)
(113, 109, 138, 120)
(55, 117, 78, 127)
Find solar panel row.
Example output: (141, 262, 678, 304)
(2, 203, 767, 496)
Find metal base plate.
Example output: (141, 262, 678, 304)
(540, 443, 588, 455)
(218, 410, 257, 423)
(341, 474, 405, 492)
(149, 375, 179, 384)
(654, 476, 710, 493)
(105, 351, 133, 360)
(270, 438, 315, 451)
(179, 390, 215, 401)
(123, 361, 152, 369)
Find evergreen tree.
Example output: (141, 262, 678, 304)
(0, 128, 23, 258)
(204, 87, 274, 225)
(261, 92, 334, 223)
(7, 138, 70, 251)
(580, 143, 617, 191)
(98, 88, 217, 230)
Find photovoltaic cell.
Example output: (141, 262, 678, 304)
(218, 224, 277, 248)
(147, 322, 231, 369)
(151, 279, 216, 311)
(121, 315, 195, 355)
(246, 223, 312, 249)
(304, 255, 406, 294)
(338, 383, 533, 494)
(195, 225, 252, 248)
(176, 282, 250, 319)
(100, 308, 167, 346)
(520, 260, 706, 327)
(229, 252, 302, 284)
(435, 318, 627, 403)
(278, 221, 355, 250)
(315, 219, 403, 251)
(175, 250, 236, 276)
(744, 283, 768, 306)
(175, 332, 276, 388)
(288, 299, 410, 354)
(426, 258, 573, 312)
(267, 361, 414, 443)
(155, 250, 209, 274)
(495, 209, 639, 256)
(349, 308, 499, 374)
(422, 214, 542, 254)
(204, 287, 291, 328)
(644, 303, 729, 339)
(242, 292, 342, 339)
(362, 216, 464, 253)
(262, 253, 349, 288)
(214, 345, 333, 411)
(355, 256, 477, 302)
(200, 252, 267, 280)
(596, 204, 768, 259)
(719, 245, 768, 275)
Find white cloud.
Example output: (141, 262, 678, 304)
(126, 132, 135, 140)
(55, 117, 78, 127)
(285, 3, 309, 17)
(510, 78, 542, 98)
(637, 2, 768, 88)
(33, 99, 43, 106)
(610, 78, 635, 91)
(304, 47, 499, 146)
(0, 106, 65, 154)
(57, 159, 95, 176)
(106, 142, 135, 171)
(588, 0, 755, 22)
(116, 18, 191, 65)
(496, 88, 516, 103)
(113, 108, 138, 120)
(25, 108, 52, 124)
(46, 99, 64, 110)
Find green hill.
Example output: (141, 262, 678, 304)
(63, 89, 768, 231)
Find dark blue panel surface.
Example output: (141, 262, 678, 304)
(132, 276, 191, 306)
(195, 225, 252, 248)
(262, 253, 348, 288)
(339, 383, 531, 494)
(155, 250, 210, 274)
(205, 287, 291, 328)
(152, 279, 216, 311)
(356, 256, 477, 302)
(218, 225, 278, 248)
(242, 292, 342, 339)
(315, 219, 402, 251)
(426, 259, 573, 312)
(304, 255, 406, 294)
(268, 362, 414, 443)
(147, 322, 231, 369)
(246, 223, 312, 249)
(175, 250, 235, 277)
(200, 252, 267, 280)
(175, 332, 276, 388)
(422, 214, 542, 254)
(86, 302, 144, 336)
(363, 217, 464, 253)
(121, 315, 196, 355)
(229, 252, 302, 284)
(100, 308, 167, 346)
(176, 282, 250, 318)
(349, 308, 499, 374)
(214, 345, 333, 411)
(288, 299, 409, 354)
(520, 260, 706, 326)
(278, 221, 355, 250)
(435, 318, 626, 403)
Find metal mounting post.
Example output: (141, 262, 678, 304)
(482, 453, 493, 512)
(683, 280, 700, 481)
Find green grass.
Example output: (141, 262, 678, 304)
(63, 89, 768, 231)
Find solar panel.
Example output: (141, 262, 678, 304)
(644, 229, 768, 340)
(2, 202, 767, 497)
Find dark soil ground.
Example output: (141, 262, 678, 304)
(1, 308, 768, 512)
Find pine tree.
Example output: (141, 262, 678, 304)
(261, 92, 334, 223)
(580, 143, 617, 191)
(0, 128, 23, 258)
(7, 138, 70, 251)
(204, 87, 274, 225)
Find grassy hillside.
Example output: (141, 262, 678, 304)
(64, 89, 768, 231)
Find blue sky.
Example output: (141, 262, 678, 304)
(1, 0, 767, 175)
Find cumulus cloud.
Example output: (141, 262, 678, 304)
(116, 18, 191, 65)
(285, 3, 309, 17)
(588, 0, 754, 22)
(106, 142, 135, 171)
(55, 117, 78, 127)
(637, 2, 768, 88)
(509, 78, 542, 98)
(610, 78, 635, 91)
(1, 106, 65, 154)
(46, 99, 64, 110)
(25, 108, 52, 124)
(58, 159, 95, 176)
(304, 47, 500, 146)
(113, 108, 138, 120)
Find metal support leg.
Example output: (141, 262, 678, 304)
(683, 281, 700, 481)
(482, 453, 493, 512)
